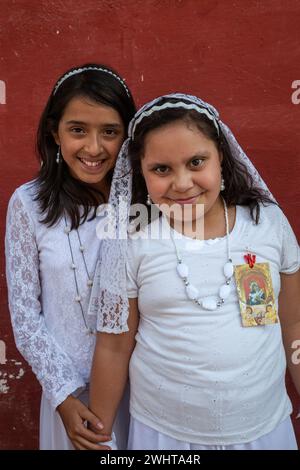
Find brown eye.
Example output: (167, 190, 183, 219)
(104, 129, 117, 136)
(71, 127, 85, 134)
(154, 166, 169, 174)
(190, 158, 204, 168)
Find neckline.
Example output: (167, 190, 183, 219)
(161, 205, 239, 244)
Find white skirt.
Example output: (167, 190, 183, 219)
(40, 385, 130, 450)
(127, 416, 298, 450)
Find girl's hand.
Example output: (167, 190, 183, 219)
(57, 395, 112, 450)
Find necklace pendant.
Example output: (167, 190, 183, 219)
(202, 297, 218, 311)
(87, 279, 93, 287)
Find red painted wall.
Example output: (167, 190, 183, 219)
(0, 0, 299, 449)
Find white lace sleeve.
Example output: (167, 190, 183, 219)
(5, 191, 85, 409)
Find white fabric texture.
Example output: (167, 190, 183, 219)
(89, 93, 276, 334)
(128, 416, 298, 450)
(5, 181, 100, 409)
(126, 203, 299, 445)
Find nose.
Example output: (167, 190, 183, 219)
(171, 170, 194, 193)
(84, 133, 103, 156)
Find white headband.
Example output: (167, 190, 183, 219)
(131, 101, 220, 138)
(53, 66, 130, 96)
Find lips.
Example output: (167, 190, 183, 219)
(78, 157, 106, 168)
(171, 192, 205, 205)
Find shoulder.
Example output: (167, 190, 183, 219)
(237, 202, 283, 227)
(259, 202, 283, 219)
(127, 216, 162, 258)
(9, 180, 38, 205)
(237, 203, 299, 251)
(233, 203, 289, 249)
(258, 203, 291, 233)
(7, 180, 40, 221)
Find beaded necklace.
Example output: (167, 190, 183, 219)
(64, 215, 96, 335)
(169, 198, 234, 311)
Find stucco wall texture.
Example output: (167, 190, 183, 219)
(0, 0, 299, 449)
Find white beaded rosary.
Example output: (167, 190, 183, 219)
(169, 198, 234, 311)
(64, 215, 96, 335)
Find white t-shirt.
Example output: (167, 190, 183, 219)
(126, 203, 299, 445)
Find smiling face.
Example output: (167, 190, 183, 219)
(141, 119, 223, 226)
(53, 96, 125, 193)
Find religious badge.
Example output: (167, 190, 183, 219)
(234, 254, 278, 327)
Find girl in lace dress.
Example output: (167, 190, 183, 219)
(5, 64, 135, 449)
(89, 94, 300, 450)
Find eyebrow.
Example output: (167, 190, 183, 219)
(65, 120, 123, 128)
(146, 152, 210, 168)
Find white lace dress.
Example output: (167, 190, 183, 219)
(5, 181, 129, 449)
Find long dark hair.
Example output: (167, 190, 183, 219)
(129, 99, 275, 224)
(34, 63, 136, 229)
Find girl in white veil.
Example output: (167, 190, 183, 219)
(89, 93, 300, 450)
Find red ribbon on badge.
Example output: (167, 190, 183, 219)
(244, 253, 256, 268)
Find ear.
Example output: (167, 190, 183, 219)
(51, 130, 60, 146)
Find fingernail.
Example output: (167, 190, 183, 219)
(97, 422, 104, 430)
